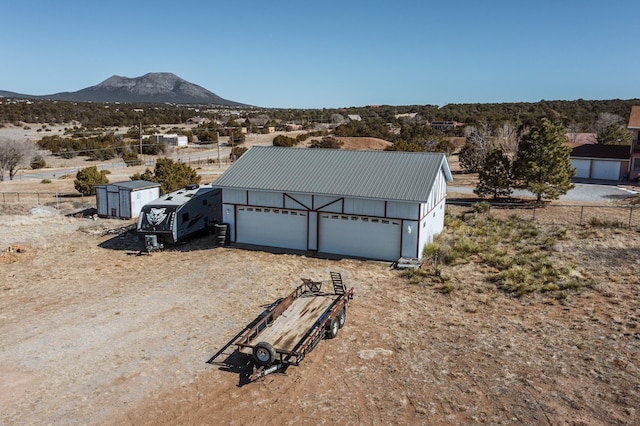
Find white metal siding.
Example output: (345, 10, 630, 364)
(419, 200, 446, 258)
(386, 201, 419, 220)
(236, 207, 307, 250)
(343, 198, 385, 216)
(96, 187, 108, 216)
(318, 214, 401, 261)
(571, 159, 591, 178)
(591, 160, 621, 180)
(247, 190, 282, 208)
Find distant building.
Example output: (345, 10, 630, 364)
(628, 106, 640, 179)
(185, 116, 211, 126)
(347, 114, 362, 122)
(154, 133, 188, 147)
(570, 145, 630, 181)
(429, 121, 464, 130)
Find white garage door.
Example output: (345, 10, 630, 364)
(319, 214, 401, 261)
(571, 159, 591, 179)
(236, 207, 307, 250)
(591, 160, 620, 181)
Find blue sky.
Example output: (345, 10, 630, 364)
(2, 0, 639, 108)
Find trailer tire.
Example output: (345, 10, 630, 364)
(337, 308, 346, 329)
(325, 316, 340, 339)
(253, 342, 276, 366)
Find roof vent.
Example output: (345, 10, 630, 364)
(186, 184, 199, 190)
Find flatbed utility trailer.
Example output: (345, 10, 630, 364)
(234, 272, 354, 381)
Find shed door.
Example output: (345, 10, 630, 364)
(236, 207, 307, 250)
(571, 159, 591, 179)
(591, 160, 620, 180)
(318, 214, 401, 261)
(107, 191, 120, 217)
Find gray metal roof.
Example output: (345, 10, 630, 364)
(95, 180, 160, 190)
(214, 147, 453, 202)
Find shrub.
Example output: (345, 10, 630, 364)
(41, 178, 52, 184)
(30, 154, 46, 169)
(74, 166, 109, 196)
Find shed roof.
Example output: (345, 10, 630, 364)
(628, 106, 640, 130)
(570, 144, 630, 160)
(97, 180, 160, 190)
(214, 147, 453, 202)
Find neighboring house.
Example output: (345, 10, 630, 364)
(154, 133, 188, 147)
(95, 180, 161, 219)
(429, 121, 464, 130)
(347, 114, 362, 121)
(628, 106, 640, 179)
(185, 116, 211, 126)
(213, 146, 453, 261)
(570, 145, 630, 181)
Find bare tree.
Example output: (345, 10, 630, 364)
(593, 112, 623, 135)
(0, 138, 35, 181)
(494, 122, 520, 162)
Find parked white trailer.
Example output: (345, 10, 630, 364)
(137, 183, 221, 246)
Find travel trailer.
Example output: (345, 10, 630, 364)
(137, 183, 221, 247)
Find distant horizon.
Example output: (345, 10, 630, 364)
(2, 73, 639, 111)
(3, 0, 640, 109)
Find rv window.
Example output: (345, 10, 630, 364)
(182, 213, 189, 222)
(202, 200, 207, 205)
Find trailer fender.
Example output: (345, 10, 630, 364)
(253, 341, 277, 366)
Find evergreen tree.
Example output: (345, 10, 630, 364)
(474, 146, 514, 199)
(514, 119, 575, 203)
(74, 166, 109, 195)
(130, 158, 200, 194)
(597, 123, 632, 145)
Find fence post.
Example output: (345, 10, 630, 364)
(579, 206, 584, 225)
(37, 193, 40, 205)
(629, 206, 634, 228)
(532, 207, 536, 220)
(56, 192, 59, 213)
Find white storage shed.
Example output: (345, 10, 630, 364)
(95, 180, 161, 219)
(213, 147, 453, 261)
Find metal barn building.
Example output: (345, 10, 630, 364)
(213, 147, 453, 261)
(95, 180, 161, 219)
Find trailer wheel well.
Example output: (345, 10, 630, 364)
(253, 341, 276, 366)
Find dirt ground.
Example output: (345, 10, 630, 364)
(1, 129, 639, 425)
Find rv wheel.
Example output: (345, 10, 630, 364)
(253, 342, 276, 366)
(325, 316, 340, 339)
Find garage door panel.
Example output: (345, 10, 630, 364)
(319, 214, 400, 261)
(571, 159, 591, 179)
(591, 160, 620, 181)
(237, 207, 307, 250)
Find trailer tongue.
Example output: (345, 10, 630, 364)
(234, 272, 354, 381)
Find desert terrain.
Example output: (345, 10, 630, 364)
(0, 127, 639, 425)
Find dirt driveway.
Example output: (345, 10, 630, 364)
(1, 210, 639, 425)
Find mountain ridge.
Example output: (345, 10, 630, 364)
(0, 72, 249, 106)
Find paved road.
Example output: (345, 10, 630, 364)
(448, 181, 638, 204)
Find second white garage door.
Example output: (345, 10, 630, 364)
(236, 207, 307, 250)
(318, 214, 401, 261)
(591, 160, 620, 181)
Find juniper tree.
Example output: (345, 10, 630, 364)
(130, 158, 200, 194)
(474, 146, 514, 199)
(514, 119, 575, 203)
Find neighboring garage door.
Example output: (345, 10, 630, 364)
(571, 159, 591, 179)
(236, 207, 307, 250)
(591, 160, 620, 181)
(319, 214, 401, 261)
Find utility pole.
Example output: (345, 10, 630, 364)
(217, 131, 221, 168)
(139, 121, 143, 156)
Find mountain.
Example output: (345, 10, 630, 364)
(0, 73, 248, 106)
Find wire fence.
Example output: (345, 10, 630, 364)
(446, 201, 640, 228)
(3, 192, 638, 228)
(0, 191, 95, 215)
